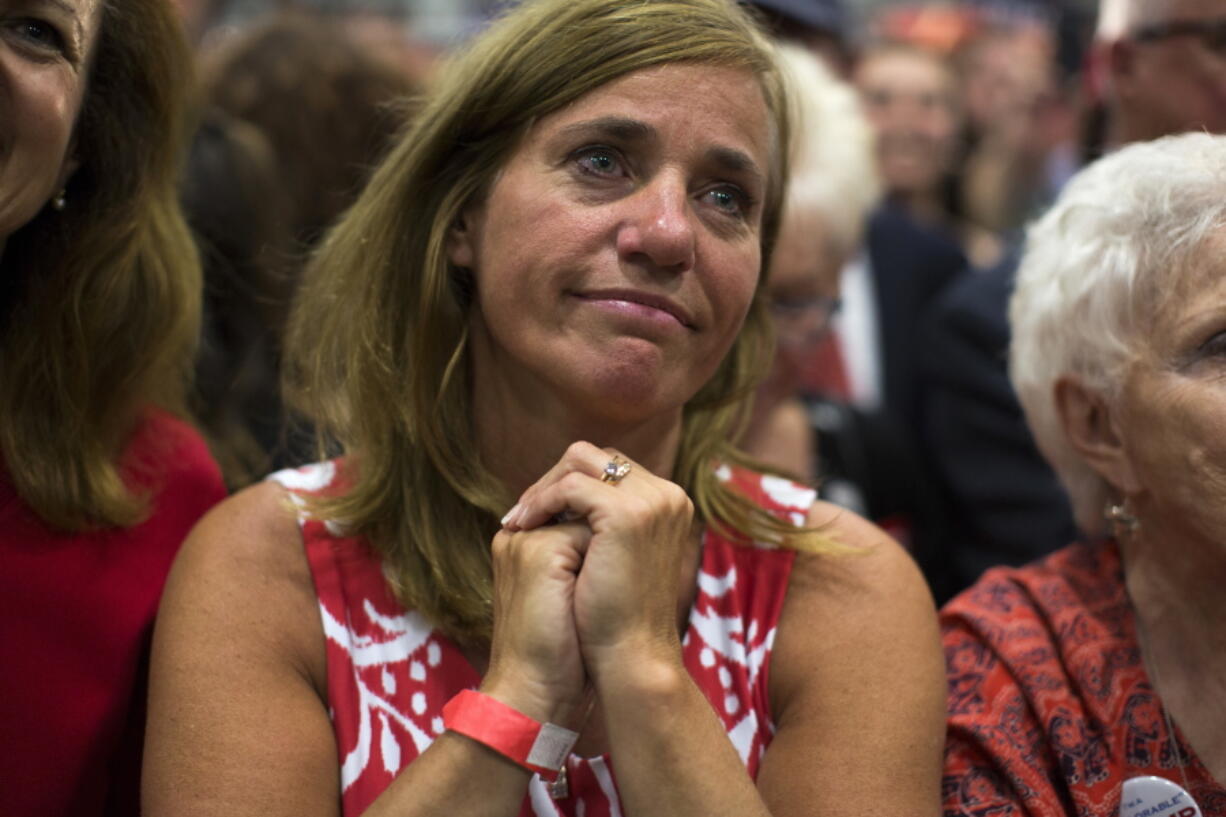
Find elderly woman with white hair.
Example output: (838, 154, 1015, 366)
(941, 132, 1226, 816)
(740, 44, 881, 483)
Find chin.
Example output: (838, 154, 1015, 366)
(586, 368, 676, 418)
(572, 355, 701, 426)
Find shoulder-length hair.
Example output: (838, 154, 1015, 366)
(0, 0, 201, 530)
(286, 0, 803, 645)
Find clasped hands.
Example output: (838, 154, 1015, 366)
(481, 441, 695, 728)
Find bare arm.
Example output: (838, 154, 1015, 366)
(757, 504, 947, 817)
(142, 481, 575, 817)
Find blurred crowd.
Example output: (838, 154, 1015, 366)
(4, 0, 1226, 813)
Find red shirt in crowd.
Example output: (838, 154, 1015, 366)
(0, 409, 226, 817)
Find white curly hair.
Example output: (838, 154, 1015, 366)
(775, 42, 880, 260)
(1009, 132, 1226, 535)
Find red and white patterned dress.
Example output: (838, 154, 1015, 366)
(270, 460, 813, 817)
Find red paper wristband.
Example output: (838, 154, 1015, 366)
(442, 689, 578, 782)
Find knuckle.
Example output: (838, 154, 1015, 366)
(566, 440, 598, 461)
(673, 489, 694, 516)
(625, 494, 654, 521)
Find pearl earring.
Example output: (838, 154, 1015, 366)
(1103, 501, 1138, 533)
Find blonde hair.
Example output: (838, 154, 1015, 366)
(0, 0, 201, 530)
(285, 0, 810, 646)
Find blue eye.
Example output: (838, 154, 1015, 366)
(575, 148, 622, 177)
(705, 186, 748, 218)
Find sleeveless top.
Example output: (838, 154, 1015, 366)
(270, 461, 813, 817)
(942, 539, 1226, 817)
(0, 409, 226, 817)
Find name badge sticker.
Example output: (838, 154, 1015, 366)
(1120, 776, 1201, 817)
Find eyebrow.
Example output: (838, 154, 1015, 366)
(555, 116, 654, 144)
(554, 116, 766, 188)
(705, 145, 765, 190)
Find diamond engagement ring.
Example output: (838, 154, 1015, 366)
(600, 456, 632, 485)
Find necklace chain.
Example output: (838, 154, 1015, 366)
(1130, 596, 1194, 796)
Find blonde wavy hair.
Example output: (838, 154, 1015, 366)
(0, 0, 201, 531)
(286, 0, 809, 645)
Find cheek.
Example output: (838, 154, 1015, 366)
(25, 68, 82, 143)
(716, 258, 761, 331)
(1128, 383, 1226, 498)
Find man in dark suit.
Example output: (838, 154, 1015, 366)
(798, 202, 966, 566)
(918, 252, 1076, 602)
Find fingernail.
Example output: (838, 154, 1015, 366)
(501, 504, 521, 527)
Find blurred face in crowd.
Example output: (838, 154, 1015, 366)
(960, 27, 1057, 136)
(451, 63, 772, 425)
(763, 204, 843, 396)
(855, 46, 959, 199)
(0, 0, 100, 251)
(1113, 0, 1226, 141)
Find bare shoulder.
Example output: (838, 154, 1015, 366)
(178, 478, 305, 565)
(792, 499, 933, 605)
(757, 502, 945, 816)
(772, 500, 939, 691)
(167, 478, 308, 579)
(159, 480, 319, 665)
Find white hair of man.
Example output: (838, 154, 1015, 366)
(775, 42, 880, 260)
(1095, 0, 1173, 40)
(1009, 132, 1226, 535)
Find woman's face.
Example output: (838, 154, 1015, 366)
(1114, 227, 1226, 550)
(452, 62, 773, 425)
(0, 0, 100, 247)
(855, 49, 958, 198)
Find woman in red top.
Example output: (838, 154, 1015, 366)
(143, 1, 946, 815)
(942, 133, 1226, 816)
(0, 0, 225, 813)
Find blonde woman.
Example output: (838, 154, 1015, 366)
(143, 1, 945, 815)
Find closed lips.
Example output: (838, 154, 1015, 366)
(572, 289, 695, 329)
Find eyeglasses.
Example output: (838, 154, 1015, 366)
(770, 295, 841, 347)
(1132, 17, 1226, 54)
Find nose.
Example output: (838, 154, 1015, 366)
(615, 172, 696, 274)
